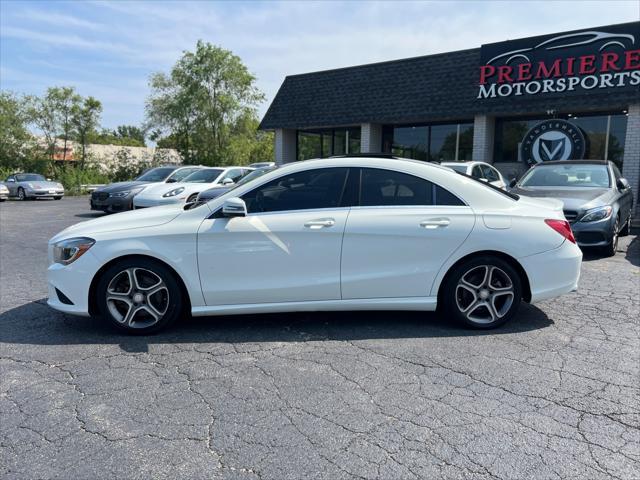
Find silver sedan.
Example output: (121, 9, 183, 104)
(4, 173, 65, 200)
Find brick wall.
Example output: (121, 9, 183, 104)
(472, 115, 495, 163)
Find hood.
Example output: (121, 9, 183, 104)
(94, 180, 150, 193)
(27, 180, 63, 188)
(135, 181, 205, 200)
(50, 205, 183, 243)
(510, 186, 613, 211)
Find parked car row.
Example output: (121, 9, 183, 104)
(1, 173, 65, 200)
(48, 155, 585, 334)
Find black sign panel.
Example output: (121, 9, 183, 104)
(477, 22, 640, 100)
(520, 120, 586, 166)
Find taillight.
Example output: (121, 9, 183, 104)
(545, 219, 576, 244)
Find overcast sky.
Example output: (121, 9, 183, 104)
(1, 1, 638, 130)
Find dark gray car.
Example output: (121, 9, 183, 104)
(90, 165, 202, 213)
(509, 160, 633, 256)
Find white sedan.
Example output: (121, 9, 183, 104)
(133, 166, 253, 208)
(441, 161, 507, 189)
(47, 156, 582, 334)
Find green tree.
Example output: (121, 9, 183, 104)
(114, 125, 146, 145)
(0, 92, 38, 169)
(50, 87, 81, 161)
(146, 40, 266, 165)
(71, 96, 102, 166)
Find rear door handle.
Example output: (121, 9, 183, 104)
(420, 219, 450, 229)
(304, 218, 336, 229)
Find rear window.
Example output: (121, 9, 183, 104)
(519, 164, 610, 188)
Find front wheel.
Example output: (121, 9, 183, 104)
(442, 256, 522, 329)
(17, 187, 27, 201)
(186, 193, 198, 203)
(96, 258, 184, 334)
(601, 217, 619, 257)
(54, 196, 63, 200)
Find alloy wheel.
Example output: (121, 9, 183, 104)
(455, 265, 515, 325)
(18, 188, 25, 200)
(106, 267, 169, 328)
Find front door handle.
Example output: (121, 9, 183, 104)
(420, 218, 450, 229)
(304, 218, 336, 229)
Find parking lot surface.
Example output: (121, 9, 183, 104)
(1, 196, 639, 479)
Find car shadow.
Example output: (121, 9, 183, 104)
(75, 212, 107, 218)
(625, 234, 639, 267)
(0, 299, 553, 352)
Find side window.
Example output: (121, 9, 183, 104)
(223, 168, 244, 183)
(360, 168, 433, 206)
(471, 166, 484, 179)
(434, 185, 465, 206)
(482, 165, 499, 182)
(242, 168, 349, 213)
(6, 176, 13, 182)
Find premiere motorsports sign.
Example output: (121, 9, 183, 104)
(477, 22, 640, 99)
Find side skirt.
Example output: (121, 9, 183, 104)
(191, 297, 438, 317)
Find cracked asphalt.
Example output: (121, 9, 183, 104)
(1, 196, 639, 479)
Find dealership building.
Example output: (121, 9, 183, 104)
(260, 21, 640, 216)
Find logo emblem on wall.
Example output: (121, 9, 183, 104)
(520, 119, 586, 165)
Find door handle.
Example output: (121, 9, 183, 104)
(420, 219, 450, 229)
(304, 218, 336, 229)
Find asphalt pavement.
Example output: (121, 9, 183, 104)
(1, 196, 639, 479)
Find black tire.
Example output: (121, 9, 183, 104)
(0, 199, 5, 202)
(54, 196, 63, 200)
(17, 187, 27, 201)
(601, 216, 619, 257)
(186, 193, 198, 203)
(96, 257, 184, 334)
(619, 214, 631, 237)
(442, 256, 522, 329)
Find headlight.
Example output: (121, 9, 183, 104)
(579, 206, 612, 223)
(53, 237, 95, 265)
(110, 187, 143, 198)
(27, 183, 34, 188)
(163, 187, 185, 198)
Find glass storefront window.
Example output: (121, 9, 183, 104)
(494, 112, 628, 168)
(382, 122, 474, 162)
(297, 127, 361, 160)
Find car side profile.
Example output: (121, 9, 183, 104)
(47, 156, 582, 334)
(5, 173, 65, 200)
(440, 161, 506, 189)
(509, 160, 634, 256)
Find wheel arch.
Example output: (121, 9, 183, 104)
(436, 250, 532, 305)
(88, 254, 192, 317)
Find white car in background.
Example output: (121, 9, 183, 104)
(133, 166, 253, 208)
(47, 156, 582, 335)
(441, 161, 507, 189)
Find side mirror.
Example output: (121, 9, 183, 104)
(221, 197, 247, 217)
(617, 178, 630, 190)
(509, 178, 517, 188)
(166, 178, 177, 183)
(7, 178, 15, 183)
(222, 178, 235, 186)
(46, 178, 52, 181)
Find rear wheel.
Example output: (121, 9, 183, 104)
(442, 256, 522, 329)
(96, 258, 184, 334)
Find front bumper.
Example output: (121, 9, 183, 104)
(133, 196, 184, 208)
(570, 216, 615, 247)
(520, 239, 582, 304)
(90, 195, 134, 213)
(27, 188, 64, 198)
(46, 249, 101, 316)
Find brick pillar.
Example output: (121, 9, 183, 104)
(472, 115, 495, 163)
(361, 124, 382, 153)
(621, 103, 640, 219)
(274, 128, 296, 165)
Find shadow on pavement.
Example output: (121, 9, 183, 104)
(75, 212, 106, 219)
(625, 235, 639, 267)
(0, 299, 553, 352)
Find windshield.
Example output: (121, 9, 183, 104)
(444, 164, 468, 173)
(519, 164, 610, 188)
(136, 167, 176, 182)
(183, 169, 224, 183)
(16, 174, 46, 182)
(167, 167, 202, 182)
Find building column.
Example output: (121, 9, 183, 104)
(360, 123, 382, 153)
(274, 128, 296, 165)
(472, 115, 495, 163)
(622, 103, 640, 219)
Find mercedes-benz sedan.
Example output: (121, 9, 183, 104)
(47, 156, 582, 334)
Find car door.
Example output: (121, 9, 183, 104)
(341, 168, 475, 299)
(197, 167, 352, 306)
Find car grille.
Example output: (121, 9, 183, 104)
(563, 210, 578, 223)
(92, 192, 109, 201)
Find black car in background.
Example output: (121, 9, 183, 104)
(509, 160, 633, 256)
(90, 165, 203, 213)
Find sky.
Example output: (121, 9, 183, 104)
(1, 0, 638, 131)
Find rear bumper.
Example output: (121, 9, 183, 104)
(520, 240, 582, 304)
